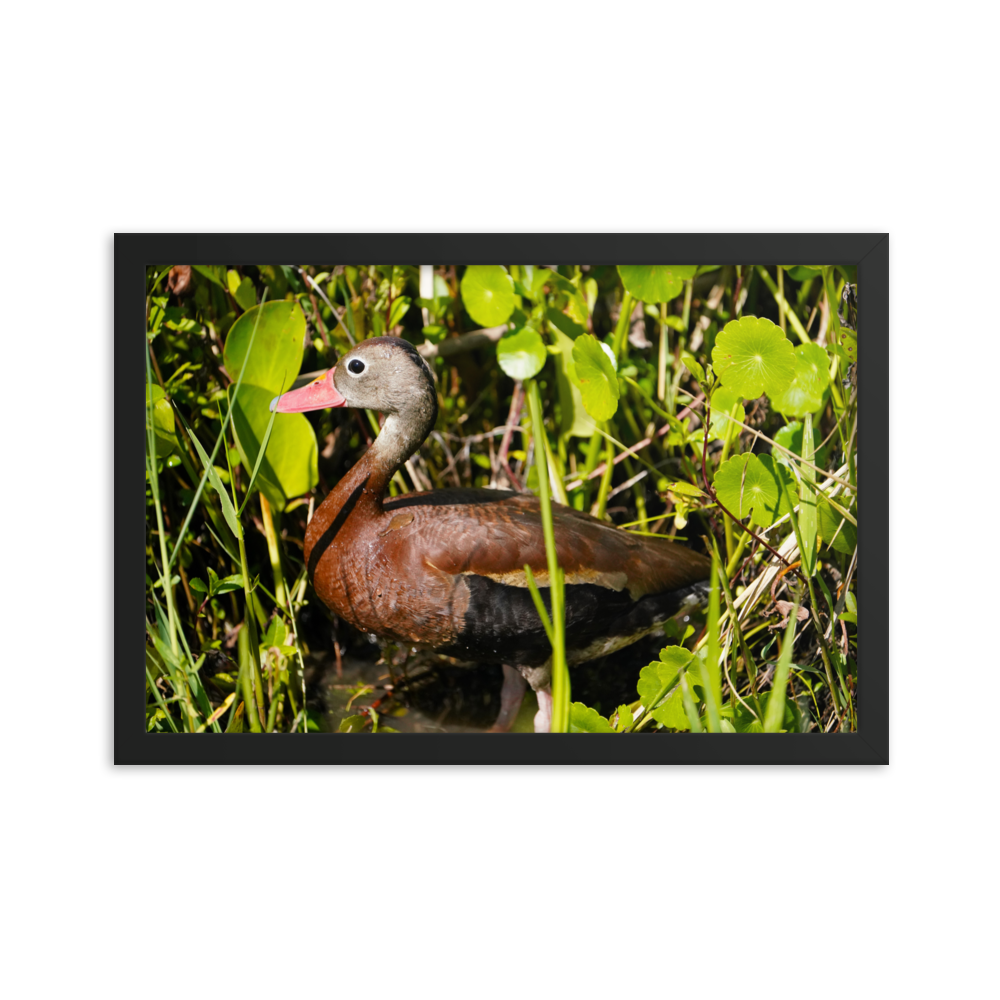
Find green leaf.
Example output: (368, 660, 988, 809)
(225, 701, 245, 733)
(617, 265, 697, 304)
(569, 702, 614, 733)
(709, 386, 745, 443)
(496, 327, 546, 380)
(639, 653, 702, 732)
(145, 384, 177, 458)
(230, 384, 318, 511)
(614, 704, 634, 732)
(665, 480, 704, 498)
(681, 351, 705, 384)
(711, 316, 795, 399)
(460, 265, 516, 327)
(713, 453, 796, 528)
(192, 265, 227, 288)
(339, 715, 367, 733)
(421, 324, 448, 344)
(189, 577, 208, 594)
(188, 425, 241, 539)
(773, 422, 828, 470)
(784, 265, 822, 282)
(549, 313, 596, 439)
(234, 277, 257, 312)
(539, 270, 589, 325)
(223, 301, 307, 397)
(388, 295, 411, 329)
(570, 334, 620, 421)
(817, 496, 857, 554)
(771, 343, 830, 417)
(213, 574, 244, 596)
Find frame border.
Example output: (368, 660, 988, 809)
(114, 233, 889, 764)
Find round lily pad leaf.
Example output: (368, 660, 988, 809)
(617, 265, 697, 303)
(570, 334, 620, 421)
(568, 702, 613, 733)
(496, 327, 546, 380)
(714, 452, 796, 528)
(711, 315, 795, 400)
(230, 384, 318, 511)
(224, 301, 307, 397)
(771, 343, 830, 417)
(459, 265, 516, 327)
(709, 385, 745, 443)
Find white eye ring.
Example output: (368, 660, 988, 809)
(347, 358, 366, 376)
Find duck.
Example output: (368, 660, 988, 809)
(271, 336, 711, 732)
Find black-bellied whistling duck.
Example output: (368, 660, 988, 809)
(271, 336, 711, 732)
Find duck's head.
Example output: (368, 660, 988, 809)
(270, 336, 437, 426)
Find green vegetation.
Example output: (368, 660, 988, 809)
(145, 263, 858, 735)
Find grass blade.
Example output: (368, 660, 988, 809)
(764, 606, 799, 732)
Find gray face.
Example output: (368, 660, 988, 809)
(333, 336, 437, 420)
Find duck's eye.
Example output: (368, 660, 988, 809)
(347, 359, 366, 375)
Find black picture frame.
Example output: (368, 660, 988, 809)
(118, 233, 887, 765)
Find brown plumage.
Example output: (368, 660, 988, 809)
(272, 336, 710, 732)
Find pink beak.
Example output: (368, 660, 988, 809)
(270, 368, 347, 413)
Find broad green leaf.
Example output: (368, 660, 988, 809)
(189, 577, 208, 594)
(830, 331, 858, 366)
(227, 269, 242, 298)
(145, 384, 177, 458)
(223, 301, 307, 397)
(773, 422, 828, 470)
(771, 343, 830, 417)
(496, 327, 546, 380)
(547, 309, 594, 437)
(713, 453, 796, 528)
(650, 688, 690, 730)
(569, 702, 614, 733)
(234, 277, 257, 312)
(230, 384, 318, 511)
(213, 574, 244, 596)
(617, 265, 697, 303)
(460, 265, 516, 327)
(637, 646, 693, 710)
(570, 334, 620, 421)
(709, 386, 745, 443)
(817, 496, 857, 554)
(711, 315, 795, 399)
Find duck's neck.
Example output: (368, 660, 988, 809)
(305, 400, 437, 576)
(349, 411, 429, 504)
